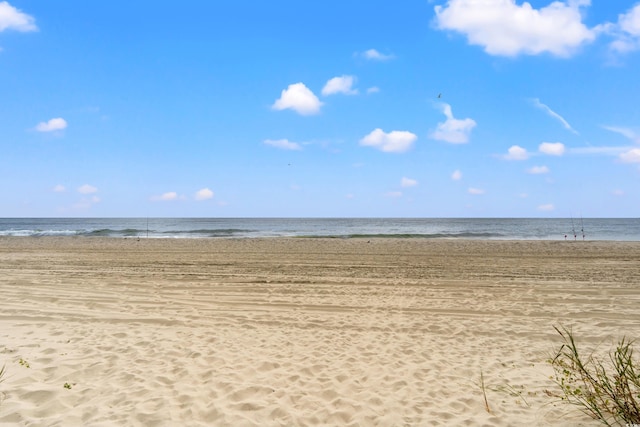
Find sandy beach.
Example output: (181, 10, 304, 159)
(1, 237, 639, 426)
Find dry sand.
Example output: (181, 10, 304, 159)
(0, 237, 639, 426)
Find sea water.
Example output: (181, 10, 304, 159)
(0, 218, 638, 240)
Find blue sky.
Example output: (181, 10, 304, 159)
(1, 0, 639, 217)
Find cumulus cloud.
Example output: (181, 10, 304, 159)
(73, 196, 100, 210)
(468, 187, 485, 195)
(52, 184, 66, 193)
(618, 4, 640, 36)
(433, 0, 597, 57)
(367, 86, 380, 94)
(503, 145, 529, 160)
(527, 165, 550, 174)
(361, 49, 394, 61)
(70, 185, 99, 210)
(537, 203, 555, 211)
(35, 117, 68, 132)
(272, 83, 322, 115)
(0, 1, 37, 32)
(429, 103, 476, 144)
(531, 99, 577, 134)
(152, 192, 179, 201)
(195, 188, 214, 201)
(608, 4, 640, 53)
(620, 148, 640, 163)
(264, 139, 302, 151)
(360, 128, 417, 153)
(539, 142, 566, 156)
(77, 184, 98, 194)
(451, 169, 463, 180)
(322, 75, 358, 96)
(401, 177, 418, 187)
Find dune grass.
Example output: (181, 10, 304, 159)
(0, 364, 5, 406)
(550, 325, 640, 426)
(480, 369, 491, 414)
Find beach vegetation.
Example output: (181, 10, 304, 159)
(549, 325, 640, 426)
(491, 382, 531, 408)
(0, 364, 5, 407)
(480, 369, 491, 413)
(479, 368, 532, 414)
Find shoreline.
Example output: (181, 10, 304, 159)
(1, 237, 639, 426)
(2, 217, 638, 241)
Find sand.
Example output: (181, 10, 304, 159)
(0, 237, 639, 426)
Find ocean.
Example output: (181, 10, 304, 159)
(0, 218, 639, 241)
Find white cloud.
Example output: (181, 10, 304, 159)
(272, 83, 322, 116)
(52, 184, 66, 193)
(264, 139, 302, 151)
(618, 4, 640, 37)
(401, 177, 418, 187)
(609, 4, 640, 53)
(539, 142, 566, 156)
(433, 0, 596, 57)
(538, 203, 555, 211)
(503, 145, 529, 160)
(0, 1, 37, 32)
(35, 117, 68, 132)
(152, 192, 179, 201)
(527, 165, 550, 174)
(429, 103, 476, 144)
(468, 187, 485, 195)
(322, 75, 358, 96)
(612, 189, 625, 196)
(569, 145, 630, 156)
(77, 184, 98, 194)
(360, 128, 417, 153)
(367, 86, 380, 94)
(620, 148, 640, 163)
(531, 99, 577, 134)
(195, 188, 214, 201)
(73, 196, 100, 210)
(451, 169, 462, 180)
(602, 125, 640, 144)
(361, 49, 394, 61)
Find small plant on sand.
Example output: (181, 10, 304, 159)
(549, 325, 640, 426)
(0, 364, 5, 407)
(18, 358, 29, 368)
(480, 369, 491, 413)
(63, 382, 72, 390)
